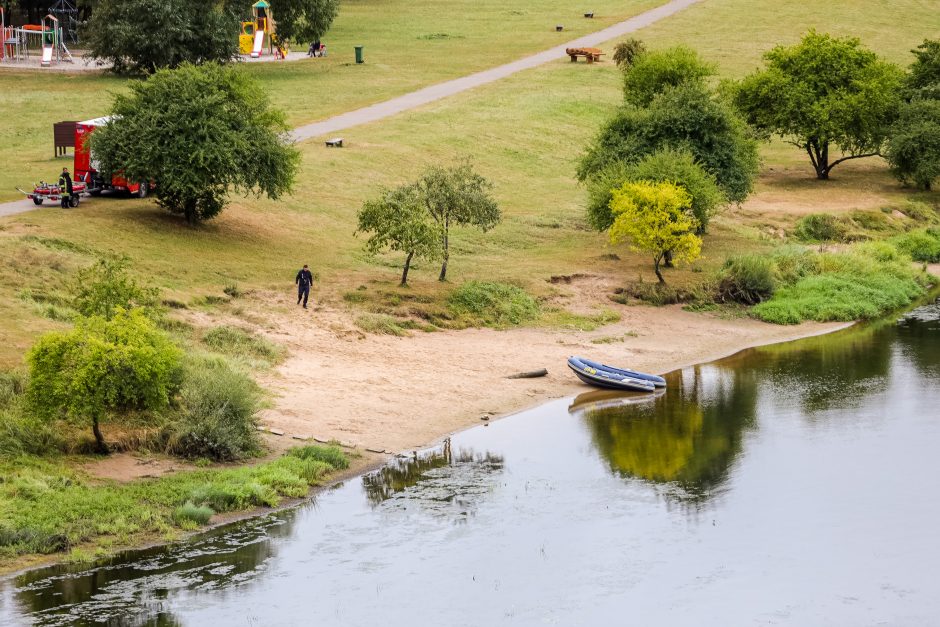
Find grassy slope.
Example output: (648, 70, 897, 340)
(0, 0, 659, 202)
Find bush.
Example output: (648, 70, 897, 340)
(717, 254, 777, 305)
(166, 355, 263, 461)
(27, 309, 183, 453)
(72, 258, 161, 320)
(793, 213, 850, 242)
(898, 200, 939, 224)
(447, 281, 540, 327)
(623, 45, 716, 107)
(288, 444, 349, 470)
(172, 501, 214, 527)
(0, 370, 27, 410)
(202, 326, 283, 365)
(892, 228, 940, 262)
(612, 38, 646, 68)
(355, 313, 417, 336)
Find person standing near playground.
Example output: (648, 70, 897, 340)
(295, 264, 314, 308)
(58, 167, 72, 208)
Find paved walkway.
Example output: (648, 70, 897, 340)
(0, 0, 700, 218)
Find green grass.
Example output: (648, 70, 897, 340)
(202, 325, 284, 365)
(447, 281, 541, 327)
(0, 445, 347, 561)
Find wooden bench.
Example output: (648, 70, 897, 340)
(566, 47, 604, 63)
(325, 137, 344, 147)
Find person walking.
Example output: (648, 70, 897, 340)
(58, 167, 73, 209)
(295, 264, 314, 308)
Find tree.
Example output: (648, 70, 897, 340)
(623, 45, 715, 107)
(357, 183, 440, 286)
(734, 31, 904, 180)
(608, 181, 701, 284)
(885, 99, 940, 190)
(586, 148, 726, 233)
(27, 309, 183, 453)
(84, 0, 238, 75)
(225, 0, 340, 44)
(90, 63, 299, 224)
(415, 162, 501, 282)
(612, 38, 646, 69)
(907, 39, 940, 99)
(579, 81, 759, 203)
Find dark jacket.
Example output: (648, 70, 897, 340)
(296, 268, 313, 288)
(59, 172, 73, 195)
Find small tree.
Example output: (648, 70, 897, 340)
(907, 39, 940, 99)
(357, 183, 440, 286)
(579, 81, 759, 203)
(623, 45, 715, 107)
(72, 258, 160, 319)
(90, 63, 299, 224)
(27, 309, 183, 453)
(612, 38, 646, 69)
(734, 31, 904, 180)
(586, 148, 726, 233)
(416, 162, 501, 282)
(885, 99, 940, 190)
(85, 0, 239, 75)
(608, 181, 701, 284)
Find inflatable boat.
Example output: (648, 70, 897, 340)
(567, 356, 664, 392)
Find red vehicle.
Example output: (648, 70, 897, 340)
(74, 116, 152, 198)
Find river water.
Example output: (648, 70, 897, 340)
(2, 300, 939, 626)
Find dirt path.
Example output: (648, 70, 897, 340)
(0, 0, 699, 218)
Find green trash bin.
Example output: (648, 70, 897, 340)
(354, 45, 364, 64)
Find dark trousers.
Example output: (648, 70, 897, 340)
(60, 194, 70, 208)
(297, 285, 310, 307)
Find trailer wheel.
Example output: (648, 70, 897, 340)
(70, 195, 80, 207)
(137, 181, 149, 199)
(32, 197, 43, 206)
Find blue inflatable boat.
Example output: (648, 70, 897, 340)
(567, 356, 666, 392)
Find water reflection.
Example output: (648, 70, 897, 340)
(362, 439, 504, 522)
(573, 366, 757, 504)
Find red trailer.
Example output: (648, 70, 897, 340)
(74, 116, 152, 198)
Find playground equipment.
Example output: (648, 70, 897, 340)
(247, 1, 274, 58)
(1, 11, 73, 66)
(48, 0, 79, 45)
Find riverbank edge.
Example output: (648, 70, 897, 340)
(0, 317, 855, 581)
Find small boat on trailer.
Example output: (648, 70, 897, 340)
(566, 356, 666, 392)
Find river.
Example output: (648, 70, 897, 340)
(2, 299, 939, 626)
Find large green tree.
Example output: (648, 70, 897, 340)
(226, 0, 340, 43)
(906, 39, 940, 99)
(885, 99, 940, 190)
(579, 81, 759, 203)
(734, 31, 904, 180)
(84, 0, 238, 75)
(90, 63, 299, 224)
(357, 183, 440, 286)
(27, 309, 183, 453)
(416, 162, 501, 282)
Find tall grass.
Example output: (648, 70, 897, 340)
(447, 281, 540, 327)
(202, 326, 284, 366)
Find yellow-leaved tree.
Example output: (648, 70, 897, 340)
(609, 180, 702, 284)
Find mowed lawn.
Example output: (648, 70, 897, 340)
(0, 0, 938, 368)
(0, 0, 660, 202)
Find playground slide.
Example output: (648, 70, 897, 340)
(250, 30, 264, 58)
(41, 44, 52, 66)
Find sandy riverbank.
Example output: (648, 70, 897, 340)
(255, 276, 851, 455)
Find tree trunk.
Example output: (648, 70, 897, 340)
(654, 254, 665, 284)
(807, 139, 831, 180)
(400, 251, 414, 286)
(438, 218, 450, 282)
(184, 199, 198, 225)
(92, 416, 109, 455)
(663, 250, 674, 268)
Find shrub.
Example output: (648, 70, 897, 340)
(447, 281, 540, 327)
(612, 38, 646, 68)
(0, 370, 27, 410)
(27, 309, 183, 453)
(854, 241, 902, 263)
(202, 326, 283, 365)
(72, 258, 161, 320)
(793, 213, 850, 242)
(288, 444, 349, 470)
(717, 254, 777, 304)
(172, 501, 214, 527)
(355, 313, 414, 336)
(166, 355, 263, 461)
(898, 200, 939, 224)
(892, 228, 940, 262)
(623, 45, 716, 107)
